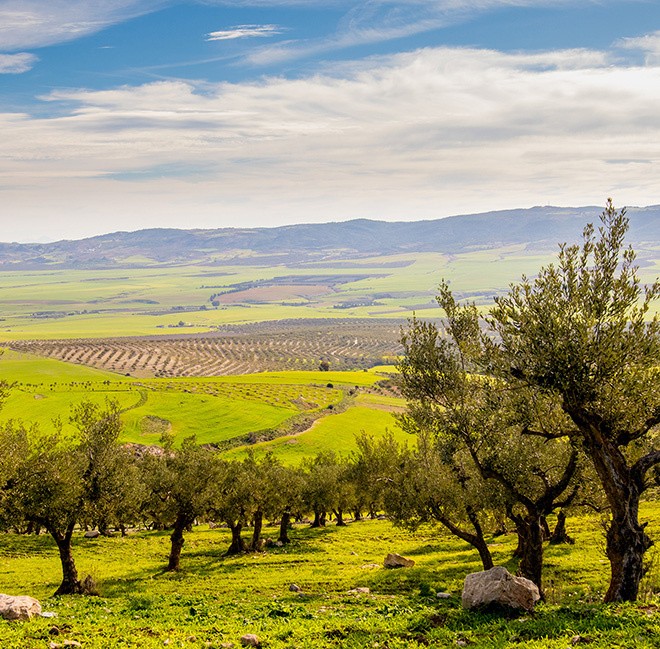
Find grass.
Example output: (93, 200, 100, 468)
(0, 349, 399, 447)
(2, 249, 656, 340)
(224, 406, 411, 463)
(0, 506, 658, 648)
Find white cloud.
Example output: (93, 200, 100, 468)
(617, 30, 660, 64)
(239, 0, 588, 65)
(207, 24, 283, 41)
(0, 52, 37, 73)
(2, 43, 660, 239)
(0, 0, 164, 51)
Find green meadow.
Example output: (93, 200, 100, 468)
(0, 509, 658, 648)
(0, 349, 402, 452)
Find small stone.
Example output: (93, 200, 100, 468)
(49, 643, 61, 649)
(275, 540, 284, 547)
(289, 583, 302, 592)
(348, 587, 370, 594)
(220, 643, 235, 649)
(456, 641, 468, 647)
(240, 634, 261, 647)
(41, 611, 58, 618)
(436, 592, 452, 599)
(361, 563, 380, 570)
(383, 553, 415, 569)
(84, 530, 100, 539)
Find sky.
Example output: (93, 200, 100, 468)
(2, 1, 660, 243)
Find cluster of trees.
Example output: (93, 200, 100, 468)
(397, 201, 660, 603)
(0, 202, 657, 606)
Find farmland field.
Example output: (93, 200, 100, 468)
(0, 349, 402, 450)
(0, 249, 574, 341)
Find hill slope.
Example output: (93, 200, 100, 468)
(2, 205, 659, 269)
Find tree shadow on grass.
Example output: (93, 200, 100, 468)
(0, 531, 57, 557)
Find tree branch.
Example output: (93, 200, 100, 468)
(632, 449, 660, 492)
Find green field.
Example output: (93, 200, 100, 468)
(0, 349, 401, 450)
(0, 508, 658, 648)
(0, 248, 620, 340)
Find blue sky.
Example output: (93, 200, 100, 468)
(2, 1, 660, 242)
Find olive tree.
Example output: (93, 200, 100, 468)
(6, 402, 124, 595)
(488, 200, 660, 602)
(399, 292, 580, 594)
(141, 434, 217, 571)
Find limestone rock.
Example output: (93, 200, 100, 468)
(240, 634, 261, 647)
(461, 566, 540, 612)
(289, 583, 302, 592)
(84, 530, 100, 539)
(348, 587, 370, 594)
(436, 592, 452, 599)
(383, 553, 415, 569)
(0, 594, 42, 621)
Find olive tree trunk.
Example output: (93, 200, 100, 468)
(50, 522, 83, 596)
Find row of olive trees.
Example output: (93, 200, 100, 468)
(0, 394, 584, 601)
(397, 201, 660, 603)
(0, 406, 409, 596)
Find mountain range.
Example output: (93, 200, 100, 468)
(2, 205, 659, 269)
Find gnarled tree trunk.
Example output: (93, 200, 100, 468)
(226, 522, 246, 555)
(50, 522, 83, 595)
(168, 516, 188, 571)
(251, 509, 263, 551)
(549, 510, 574, 545)
(278, 511, 291, 544)
(569, 411, 654, 602)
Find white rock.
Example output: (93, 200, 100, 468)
(461, 566, 540, 612)
(436, 592, 452, 599)
(0, 593, 42, 621)
(383, 553, 415, 568)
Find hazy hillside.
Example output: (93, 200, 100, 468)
(1, 205, 659, 269)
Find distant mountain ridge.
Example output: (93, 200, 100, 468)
(2, 205, 659, 269)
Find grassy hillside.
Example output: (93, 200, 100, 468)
(0, 507, 658, 648)
(0, 350, 400, 449)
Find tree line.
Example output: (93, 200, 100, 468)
(0, 201, 658, 605)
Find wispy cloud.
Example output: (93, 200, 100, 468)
(0, 0, 164, 51)
(617, 30, 660, 64)
(240, 0, 584, 65)
(0, 52, 37, 73)
(3, 41, 660, 239)
(207, 24, 283, 41)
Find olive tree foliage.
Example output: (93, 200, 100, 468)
(73, 401, 142, 536)
(211, 457, 257, 555)
(398, 288, 580, 594)
(487, 200, 660, 602)
(2, 401, 125, 595)
(140, 434, 217, 571)
(349, 432, 400, 520)
(380, 429, 499, 571)
(302, 451, 354, 527)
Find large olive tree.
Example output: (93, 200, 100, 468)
(488, 200, 660, 602)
